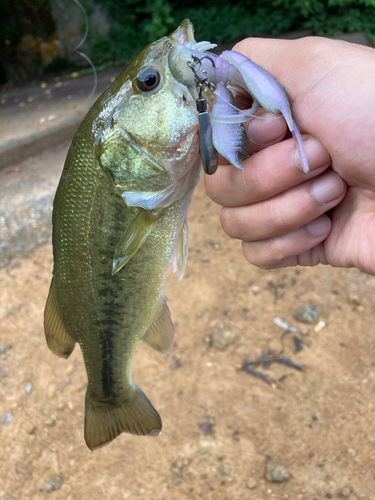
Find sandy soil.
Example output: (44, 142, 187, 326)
(1, 176, 375, 500)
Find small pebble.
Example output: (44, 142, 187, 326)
(199, 423, 214, 435)
(247, 477, 257, 489)
(173, 471, 182, 485)
(348, 293, 361, 306)
(212, 328, 239, 350)
(46, 476, 62, 492)
(340, 488, 351, 497)
(169, 356, 182, 371)
(294, 303, 319, 324)
(25, 383, 33, 395)
(265, 461, 292, 482)
(347, 448, 357, 456)
(0, 412, 11, 426)
(0, 345, 10, 355)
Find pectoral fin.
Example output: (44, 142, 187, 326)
(44, 278, 75, 358)
(171, 220, 188, 281)
(121, 188, 176, 210)
(142, 295, 175, 354)
(112, 209, 163, 275)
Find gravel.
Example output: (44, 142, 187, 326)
(46, 476, 62, 492)
(294, 303, 319, 324)
(265, 460, 293, 482)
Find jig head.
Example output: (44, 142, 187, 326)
(187, 55, 218, 175)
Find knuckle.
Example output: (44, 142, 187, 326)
(204, 175, 221, 204)
(219, 208, 237, 238)
(242, 237, 296, 270)
(263, 198, 282, 234)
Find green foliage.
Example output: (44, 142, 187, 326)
(274, 0, 375, 36)
(86, 26, 113, 64)
(87, 0, 375, 66)
(276, 0, 375, 16)
(2, 0, 375, 84)
(176, 4, 299, 43)
(141, 0, 174, 40)
(88, 0, 300, 62)
(88, 0, 176, 61)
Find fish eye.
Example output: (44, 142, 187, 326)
(136, 67, 161, 92)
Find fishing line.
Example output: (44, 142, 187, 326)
(71, 0, 98, 98)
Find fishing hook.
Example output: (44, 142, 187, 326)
(187, 55, 216, 97)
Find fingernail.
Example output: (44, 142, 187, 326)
(296, 137, 331, 172)
(312, 172, 345, 205)
(307, 216, 331, 237)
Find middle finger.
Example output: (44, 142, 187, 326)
(220, 170, 346, 242)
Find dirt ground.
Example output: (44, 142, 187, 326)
(1, 175, 375, 500)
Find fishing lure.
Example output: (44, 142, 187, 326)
(168, 42, 309, 174)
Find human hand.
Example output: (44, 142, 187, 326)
(205, 37, 375, 274)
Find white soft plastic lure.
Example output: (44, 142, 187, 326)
(168, 36, 309, 174)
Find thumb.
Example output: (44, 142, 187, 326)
(230, 37, 351, 140)
(232, 37, 324, 98)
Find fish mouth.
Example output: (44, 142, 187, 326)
(177, 83, 194, 108)
(171, 19, 196, 46)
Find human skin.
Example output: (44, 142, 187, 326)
(204, 37, 375, 274)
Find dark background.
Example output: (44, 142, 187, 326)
(1, 0, 375, 87)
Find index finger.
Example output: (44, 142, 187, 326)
(205, 136, 331, 207)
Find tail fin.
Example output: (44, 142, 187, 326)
(84, 384, 162, 451)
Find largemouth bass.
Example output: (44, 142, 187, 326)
(44, 20, 200, 450)
(45, 17, 308, 451)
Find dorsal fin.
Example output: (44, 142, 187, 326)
(142, 295, 175, 354)
(44, 278, 75, 358)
